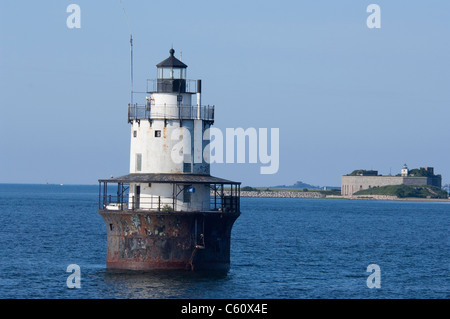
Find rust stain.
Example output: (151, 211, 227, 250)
(99, 210, 240, 271)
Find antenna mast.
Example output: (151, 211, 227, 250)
(121, 0, 133, 107)
(130, 34, 133, 107)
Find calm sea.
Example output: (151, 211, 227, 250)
(0, 184, 448, 299)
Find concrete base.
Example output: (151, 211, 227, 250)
(98, 210, 240, 271)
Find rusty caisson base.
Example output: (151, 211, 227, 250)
(98, 210, 240, 271)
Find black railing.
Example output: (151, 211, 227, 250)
(101, 194, 238, 212)
(98, 182, 240, 213)
(128, 103, 214, 123)
(102, 194, 176, 211)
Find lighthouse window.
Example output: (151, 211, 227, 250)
(183, 186, 191, 203)
(183, 163, 191, 173)
(162, 68, 173, 79)
(155, 130, 161, 137)
(135, 153, 142, 172)
(173, 68, 181, 79)
(159, 67, 185, 79)
(133, 130, 137, 137)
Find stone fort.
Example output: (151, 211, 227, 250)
(341, 165, 442, 196)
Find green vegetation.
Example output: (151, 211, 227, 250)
(354, 184, 448, 199)
(346, 170, 378, 176)
(161, 204, 173, 212)
(396, 167, 441, 178)
(271, 181, 319, 189)
(241, 186, 259, 192)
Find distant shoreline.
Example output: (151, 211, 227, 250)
(235, 190, 450, 202)
(339, 196, 450, 202)
(2, 184, 449, 202)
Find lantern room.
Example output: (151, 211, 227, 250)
(156, 48, 188, 93)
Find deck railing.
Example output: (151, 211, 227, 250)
(99, 183, 240, 213)
(128, 103, 214, 123)
(101, 194, 238, 212)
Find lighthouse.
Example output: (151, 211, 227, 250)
(97, 49, 241, 271)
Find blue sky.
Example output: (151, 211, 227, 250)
(0, 1, 449, 187)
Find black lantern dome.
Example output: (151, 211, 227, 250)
(156, 48, 187, 93)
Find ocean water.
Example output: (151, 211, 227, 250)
(0, 184, 448, 299)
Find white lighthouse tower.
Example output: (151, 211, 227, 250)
(127, 48, 213, 211)
(98, 48, 241, 271)
(401, 164, 409, 177)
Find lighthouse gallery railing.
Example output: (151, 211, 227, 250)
(128, 103, 214, 123)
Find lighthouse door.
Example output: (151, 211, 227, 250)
(135, 185, 141, 209)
